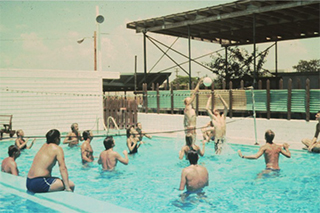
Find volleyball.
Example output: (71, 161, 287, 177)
(203, 77, 212, 87)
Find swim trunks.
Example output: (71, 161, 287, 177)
(26, 177, 58, 193)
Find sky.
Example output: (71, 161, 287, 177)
(0, 0, 319, 81)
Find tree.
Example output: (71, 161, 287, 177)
(292, 59, 320, 72)
(170, 75, 199, 89)
(204, 46, 269, 87)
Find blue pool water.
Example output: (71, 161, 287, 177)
(0, 189, 59, 212)
(0, 135, 320, 212)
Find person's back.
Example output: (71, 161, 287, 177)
(238, 129, 291, 171)
(1, 145, 20, 175)
(99, 149, 118, 171)
(263, 143, 282, 170)
(27, 129, 74, 193)
(180, 151, 208, 192)
(183, 165, 208, 192)
(179, 135, 205, 160)
(99, 136, 128, 171)
(28, 142, 60, 178)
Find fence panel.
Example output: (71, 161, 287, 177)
(310, 90, 320, 113)
(291, 89, 306, 113)
(270, 90, 288, 112)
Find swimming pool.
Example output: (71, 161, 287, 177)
(1, 135, 319, 212)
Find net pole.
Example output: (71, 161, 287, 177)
(251, 87, 259, 145)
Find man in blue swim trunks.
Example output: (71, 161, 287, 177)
(26, 129, 75, 193)
(179, 151, 208, 193)
(238, 129, 291, 172)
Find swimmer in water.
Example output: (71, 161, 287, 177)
(1, 145, 20, 176)
(98, 136, 129, 171)
(63, 123, 83, 147)
(179, 150, 209, 198)
(81, 130, 94, 165)
(15, 129, 35, 150)
(179, 134, 205, 160)
(127, 125, 143, 154)
(238, 129, 291, 175)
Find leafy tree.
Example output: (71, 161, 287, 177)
(170, 75, 199, 89)
(204, 46, 269, 87)
(292, 59, 320, 72)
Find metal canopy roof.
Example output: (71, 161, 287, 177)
(103, 73, 171, 91)
(127, 0, 320, 46)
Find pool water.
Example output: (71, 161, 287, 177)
(0, 188, 59, 212)
(1, 135, 320, 212)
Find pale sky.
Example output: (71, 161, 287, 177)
(0, 0, 319, 81)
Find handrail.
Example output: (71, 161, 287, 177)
(105, 116, 120, 135)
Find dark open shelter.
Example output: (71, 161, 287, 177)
(126, 0, 320, 88)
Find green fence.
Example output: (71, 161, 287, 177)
(147, 89, 319, 113)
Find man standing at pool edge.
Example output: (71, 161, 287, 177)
(27, 129, 75, 193)
(238, 129, 291, 171)
(179, 151, 208, 192)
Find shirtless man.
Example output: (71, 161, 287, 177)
(27, 129, 75, 193)
(179, 134, 205, 160)
(63, 123, 82, 147)
(238, 129, 291, 172)
(301, 110, 320, 153)
(1, 145, 20, 176)
(98, 136, 129, 171)
(183, 78, 203, 143)
(205, 94, 228, 154)
(81, 130, 94, 164)
(179, 151, 209, 193)
(15, 129, 35, 150)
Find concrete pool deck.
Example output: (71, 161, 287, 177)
(138, 113, 317, 150)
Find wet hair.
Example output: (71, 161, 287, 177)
(318, 110, 320, 113)
(71, 123, 78, 131)
(46, 129, 60, 144)
(103, 136, 114, 150)
(82, 130, 91, 140)
(188, 150, 198, 165)
(126, 125, 135, 138)
(16, 129, 23, 137)
(8, 145, 19, 157)
(265, 129, 275, 143)
(185, 135, 193, 146)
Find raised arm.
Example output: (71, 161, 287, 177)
(179, 169, 187, 191)
(56, 147, 72, 191)
(179, 147, 185, 160)
(63, 132, 77, 144)
(218, 95, 229, 118)
(186, 78, 203, 105)
(205, 97, 216, 120)
(198, 142, 205, 157)
(280, 143, 291, 158)
(238, 147, 264, 159)
(116, 150, 129, 165)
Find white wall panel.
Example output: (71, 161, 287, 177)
(0, 69, 111, 137)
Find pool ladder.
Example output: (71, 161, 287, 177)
(104, 116, 120, 135)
